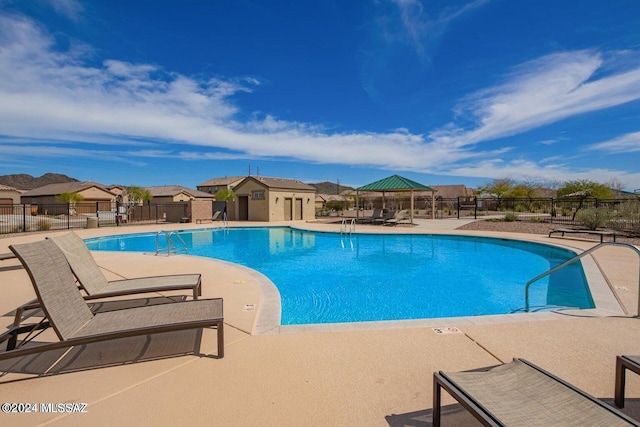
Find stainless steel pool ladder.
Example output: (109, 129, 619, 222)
(155, 230, 189, 256)
(524, 242, 640, 313)
(340, 218, 356, 235)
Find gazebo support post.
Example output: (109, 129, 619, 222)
(410, 189, 415, 223)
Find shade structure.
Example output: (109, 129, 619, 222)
(356, 175, 437, 222)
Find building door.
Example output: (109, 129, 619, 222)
(295, 198, 303, 220)
(284, 198, 293, 220)
(238, 196, 249, 220)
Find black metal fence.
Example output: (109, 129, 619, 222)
(432, 197, 640, 235)
(0, 202, 190, 235)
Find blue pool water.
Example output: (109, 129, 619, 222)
(85, 227, 593, 325)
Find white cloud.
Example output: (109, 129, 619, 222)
(587, 132, 640, 153)
(392, 0, 489, 60)
(1, 13, 640, 188)
(44, 0, 84, 21)
(443, 51, 640, 145)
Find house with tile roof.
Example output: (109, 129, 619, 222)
(20, 181, 117, 204)
(230, 176, 316, 221)
(145, 185, 215, 203)
(196, 176, 245, 195)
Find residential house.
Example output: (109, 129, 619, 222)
(0, 184, 21, 214)
(145, 185, 215, 204)
(20, 182, 117, 214)
(196, 176, 245, 195)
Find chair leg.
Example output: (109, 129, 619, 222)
(615, 356, 627, 408)
(433, 375, 442, 427)
(217, 321, 224, 359)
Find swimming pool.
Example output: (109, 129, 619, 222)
(85, 227, 593, 325)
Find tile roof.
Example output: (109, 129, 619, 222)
(145, 185, 214, 198)
(197, 176, 246, 187)
(240, 176, 316, 191)
(21, 182, 114, 196)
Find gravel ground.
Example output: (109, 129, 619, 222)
(455, 219, 640, 245)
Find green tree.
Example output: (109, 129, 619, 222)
(124, 186, 153, 205)
(557, 179, 613, 199)
(477, 178, 516, 198)
(214, 188, 235, 218)
(214, 188, 235, 203)
(55, 192, 84, 215)
(557, 180, 613, 220)
(121, 186, 152, 220)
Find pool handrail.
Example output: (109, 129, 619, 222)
(524, 242, 640, 314)
(155, 230, 189, 256)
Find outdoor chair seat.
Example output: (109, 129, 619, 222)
(434, 358, 638, 426)
(48, 232, 201, 300)
(1, 239, 224, 362)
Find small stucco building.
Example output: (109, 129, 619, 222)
(230, 176, 316, 222)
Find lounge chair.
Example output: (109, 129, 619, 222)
(373, 210, 396, 225)
(433, 358, 639, 426)
(615, 355, 640, 408)
(357, 209, 382, 224)
(383, 210, 411, 226)
(0, 239, 223, 361)
(48, 232, 201, 300)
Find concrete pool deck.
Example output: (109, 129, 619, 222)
(1, 219, 639, 426)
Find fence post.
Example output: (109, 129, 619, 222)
(67, 203, 70, 229)
(457, 197, 460, 219)
(22, 204, 26, 233)
(474, 197, 477, 219)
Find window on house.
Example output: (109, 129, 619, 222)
(252, 191, 265, 200)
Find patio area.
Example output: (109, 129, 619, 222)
(1, 220, 640, 426)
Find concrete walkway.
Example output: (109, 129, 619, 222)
(0, 220, 639, 426)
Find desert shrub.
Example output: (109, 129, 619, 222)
(504, 212, 518, 222)
(37, 219, 51, 231)
(608, 201, 640, 236)
(574, 207, 610, 230)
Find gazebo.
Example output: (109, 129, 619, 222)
(356, 175, 437, 223)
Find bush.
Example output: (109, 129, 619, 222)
(504, 212, 518, 222)
(574, 207, 610, 230)
(37, 219, 51, 231)
(608, 201, 640, 236)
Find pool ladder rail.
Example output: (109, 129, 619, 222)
(524, 242, 640, 313)
(340, 218, 356, 235)
(340, 219, 356, 250)
(155, 230, 189, 256)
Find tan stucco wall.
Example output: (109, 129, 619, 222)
(78, 187, 117, 202)
(0, 189, 21, 204)
(233, 181, 315, 222)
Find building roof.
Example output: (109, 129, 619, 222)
(237, 176, 316, 192)
(0, 184, 21, 193)
(430, 185, 474, 198)
(357, 175, 436, 192)
(145, 185, 214, 198)
(197, 176, 246, 187)
(21, 181, 114, 197)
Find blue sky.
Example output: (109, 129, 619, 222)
(1, 0, 639, 191)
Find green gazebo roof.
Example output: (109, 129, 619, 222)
(357, 175, 435, 192)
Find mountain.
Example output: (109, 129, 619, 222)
(0, 173, 79, 190)
(310, 181, 355, 195)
